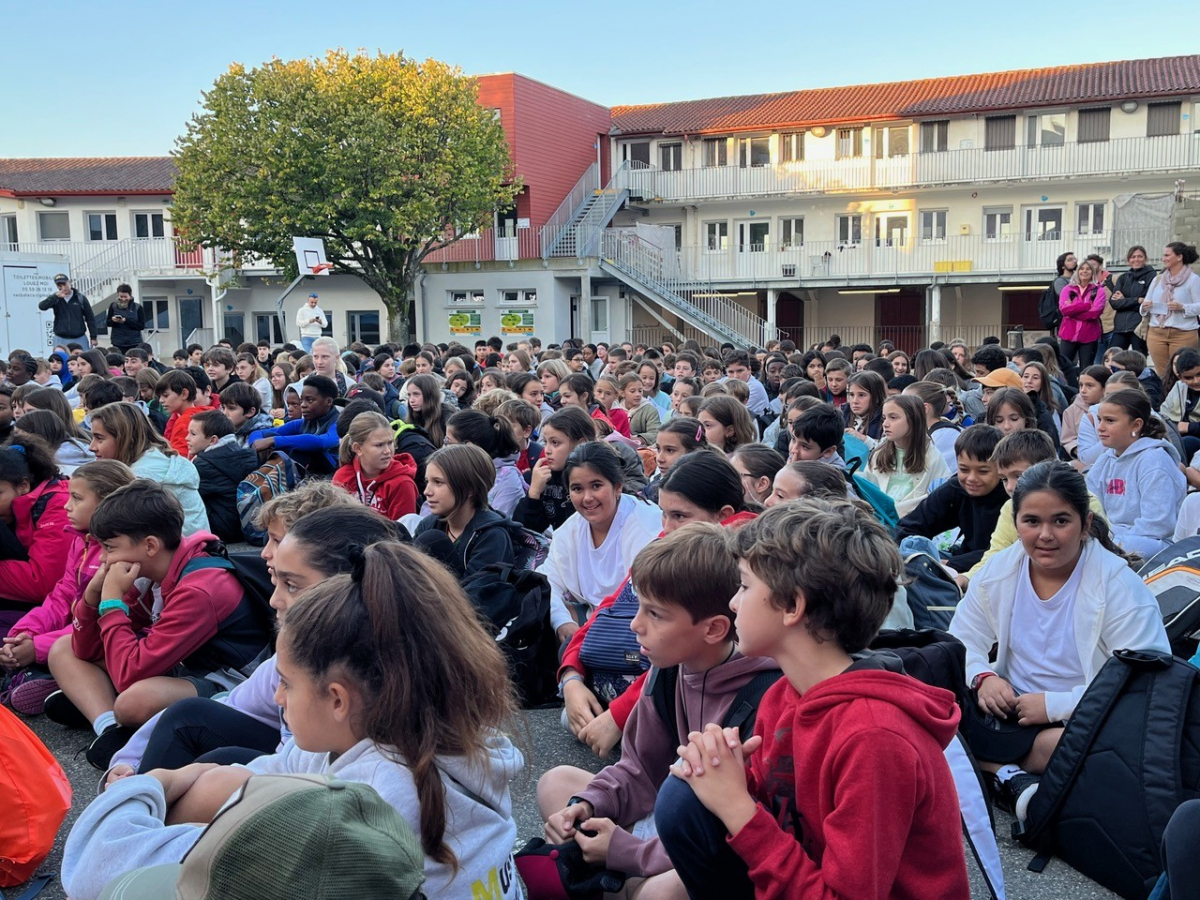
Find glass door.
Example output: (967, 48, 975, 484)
(495, 206, 518, 261)
(736, 220, 770, 278)
(1020, 206, 1065, 270)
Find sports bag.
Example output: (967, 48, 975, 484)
(1139, 536, 1200, 657)
(236, 452, 299, 545)
(902, 550, 963, 630)
(0, 705, 72, 886)
(1015, 649, 1200, 900)
(577, 579, 647, 678)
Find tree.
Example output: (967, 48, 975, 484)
(171, 50, 519, 346)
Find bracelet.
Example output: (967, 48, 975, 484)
(558, 674, 584, 698)
(98, 599, 130, 618)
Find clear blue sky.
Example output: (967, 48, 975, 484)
(5, 0, 1195, 158)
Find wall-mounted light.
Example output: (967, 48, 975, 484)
(116, 196, 127, 207)
(838, 288, 900, 295)
(38, 197, 56, 207)
(1121, 100, 1139, 114)
(810, 126, 828, 138)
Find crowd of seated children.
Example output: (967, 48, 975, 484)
(332, 410, 419, 521)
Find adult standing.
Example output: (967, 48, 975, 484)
(1057, 259, 1107, 369)
(1039, 252, 1077, 334)
(1109, 246, 1156, 353)
(295, 292, 327, 353)
(1141, 242, 1200, 378)
(103, 283, 145, 354)
(38, 274, 97, 348)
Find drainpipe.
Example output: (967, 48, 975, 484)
(414, 272, 426, 342)
(209, 268, 225, 346)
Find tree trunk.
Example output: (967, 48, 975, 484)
(381, 269, 416, 347)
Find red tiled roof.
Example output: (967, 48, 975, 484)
(611, 55, 1200, 136)
(0, 157, 176, 195)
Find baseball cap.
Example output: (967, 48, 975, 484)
(53, 273, 69, 283)
(97, 774, 426, 900)
(971, 368, 1023, 390)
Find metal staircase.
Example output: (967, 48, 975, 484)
(542, 170, 630, 260)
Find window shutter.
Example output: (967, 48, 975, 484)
(1147, 102, 1181, 137)
(1077, 107, 1111, 143)
(984, 116, 1016, 151)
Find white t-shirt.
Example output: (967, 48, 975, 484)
(1005, 556, 1086, 696)
(577, 498, 643, 605)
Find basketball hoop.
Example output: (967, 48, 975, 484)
(310, 263, 333, 275)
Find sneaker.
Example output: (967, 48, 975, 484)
(7, 670, 59, 717)
(993, 771, 1041, 822)
(43, 689, 91, 730)
(86, 725, 137, 771)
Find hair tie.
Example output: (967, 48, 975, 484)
(9, 444, 25, 455)
(695, 425, 705, 443)
(347, 544, 367, 584)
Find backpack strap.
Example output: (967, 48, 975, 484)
(29, 476, 67, 528)
(722, 669, 784, 742)
(645, 666, 680, 750)
(3, 872, 55, 900)
(180, 556, 236, 578)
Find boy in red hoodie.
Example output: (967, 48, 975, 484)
(540, 524, 778, 897)
(658, 499, 969, 900)
(44, 480, 271, 771)
(158, 370, 205, 457)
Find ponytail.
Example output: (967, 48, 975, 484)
(446, 409, 520, 459)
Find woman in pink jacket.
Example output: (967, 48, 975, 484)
(0, 460, 134, 714)
(1058, 258, 1108, 368)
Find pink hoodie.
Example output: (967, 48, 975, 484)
(10, 530, 99, 664)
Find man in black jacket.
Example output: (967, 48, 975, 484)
(104, 284, 145, 353)
(38, 274, 98, 346)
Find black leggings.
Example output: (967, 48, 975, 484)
(137, 696, 281, 772)
(1058, 338, 1098, 370)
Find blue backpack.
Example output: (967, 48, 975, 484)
(236, 452, 299, 545)
(844, 457, 900, 532)
(578, 578, 647, 678)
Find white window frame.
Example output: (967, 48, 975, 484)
(1025, 111, 1066, 148)
(919, 120, 949, 153)
(659, 142, 683, 171)
(702, 138, 728, 168)
(0, 214, 17, 244)
(983, 206, 1014, 242)
(133, 211, 165, 239)
(499, 289, 537, 306)
(736, 136, 770, 168)
(835, 127, 863, 160)
(254, 311, 284, 344)
(1077, 202, 1106, 237)
(347, 310, 382, 345)
(780, 217, 804, 249)
(873, 125, 911, 158)
(141, 297, 170, 335)
(919, 209, 948, 244)
(704, 221, 729, 252)
(86, 211, 119, 242)
(779, 131, 805, 163)
(622, 141, 651, 167)
(836, 214, 862, 246)
(37, 211, 70, 241)
(449, 290, 485, 305)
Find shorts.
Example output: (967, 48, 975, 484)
(166, 663, 225, 699)
(961, 689, 1050, 764)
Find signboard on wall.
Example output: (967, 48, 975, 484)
(500, 308, 535, 335)
(448, 310, 482, 335)
(1, 262, 63, 355)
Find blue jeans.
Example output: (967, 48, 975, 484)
(655, 775, 755, 900)
(301, 336, 316, 353)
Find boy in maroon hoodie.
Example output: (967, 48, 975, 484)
(44, 480, 270, 770)
(658, 499, 969, 900)
(539, 524, 779, 898)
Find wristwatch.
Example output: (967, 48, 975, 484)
(970, 672, 996, 691)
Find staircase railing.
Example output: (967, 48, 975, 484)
(539, 162, 600, 259)
(72, 239, 142, 297)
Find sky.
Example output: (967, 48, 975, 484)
(5, 0, 1197, 158)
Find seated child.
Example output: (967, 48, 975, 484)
(446, 409, 526, 518)
(248, 374, 341, 475)
(44, 481, 271, 769)
(540, 523, 778, 897)
(0, 460, 134, 714)
(657, 498, 971, 898)
(157, 370, 205, 457)
(951, 462, 1169, 821)
(188, 410, 260, 543)
(218, 381, 273, 447)
(862, 394, 950, 515)
(1160, 347, 1200, 463)
(1111, 348, 1163, 409)
(787, 403, 848, 468)
(896, 424, 1008, 580)
(496, 398, 542, 475)
(332, 411, 419, 520)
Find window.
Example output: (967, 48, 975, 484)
(873, 125, 910, 158)
(836, 214, 862, 245)
(1026, 112, 1065, 147)
(347, 311, 381, 345)
(223, 313, 245, 346)
(38, 212, 70, 241)
(984, 115, 1017, 151)
(1077, 107, 1111, 144)
(133, 212, 165, 239)
(665, 223, 683, 251)
(1148, 102, 1182, 137)
(780, 132, 805, 162)
(919, 210, 948, 243)
(836, 128, 863, 159)
(623, 141, 650, 167)
(702, 138, 728, 167)
(500, 289, 537, 305)
(983, 207, 1013, 241)
(780, 217, 804, 249)
(0, 215, 16, 244)
(919, 120, 949, 153)
(254, 312, 284, 344)
(705, 221, 729, 251)
(142, 298, 169, 333)
(86, 212, 118, 241)
(659, 142, 682, 171)
(1077, 202, 1105, 236)
(591, 296, 609, 334)
(1024, 207, 1064, 241)
(737, 136, 770, 168)
(449, 290, 485, 304)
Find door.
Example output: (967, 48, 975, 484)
(776, 291, 804, 347)
(877, 289, 925, 354)
(736, 220, 770, 278)
(1020, 206, 1065, 271)
(179, 296, 203, 347)
(873, 214, 909, 276)
(223, 312, 246, 346)
(495, 206, 518, 261)
(590, 296, 610, 346)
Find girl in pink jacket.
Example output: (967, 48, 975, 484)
(1, 460, 134, 714)
(1058, 258, 1108, 369)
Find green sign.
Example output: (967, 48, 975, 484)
(500, 308, 535, 335)
(448, 310, 482, 335)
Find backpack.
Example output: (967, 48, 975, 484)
(902, 550, 963, 630)
(648, 664, 784, 749)
(1139, 536, 1200, 657)
(236, 452, 299, 546)
(844, 457, 900, 532)
(929, 419, 962, 436)
(1015, 649, 1200, 900)
(0, 705, 71, 887)
(577, 579, 647, 678)
(1039, 281, 1063, 331)
(390, 420, 436, 492)
(867, 627, 970, 713)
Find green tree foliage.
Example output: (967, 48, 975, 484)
(172, 50, 518, 345)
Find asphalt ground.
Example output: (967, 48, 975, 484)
(16, 704, 1122, 900)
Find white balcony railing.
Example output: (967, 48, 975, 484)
(619, 133, 1200, 201)
(672, 228, 1171, 284)
(1, 238, 209, 297)
(423, 227, 542, 265)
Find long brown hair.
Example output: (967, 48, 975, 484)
(279, 541, 517, 869)
(90, 401, 174, 465)
(406, 373, 450, 448)
(870, 394, 931, 474)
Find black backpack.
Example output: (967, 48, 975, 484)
(181, 546, 277, 636)
(647, 665, 783, 748)
(867, 627, 970, 714)
(1139, 537, 1200, 657)
(1039, 281, 1063, 331)
(1015, 649, 1200, 900)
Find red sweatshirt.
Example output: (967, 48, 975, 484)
(70, 531, 247, 692)
(332, 453, 419, 520)
(0, 477, 72, 604)
(164, 404, 205, 457)
(728, 668, 969, 900)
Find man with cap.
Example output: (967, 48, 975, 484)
(38, 274, 98, 348)
(63, 772, 427, 900)
(295, 293, 327, 354)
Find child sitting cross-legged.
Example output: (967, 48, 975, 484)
(540, 522, 777, 900)
(44, 480, 272, 770)
(656, 497, 971, 899)
(187, 409, 260, 544)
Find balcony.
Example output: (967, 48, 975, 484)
(423, 227, 542, 265)
(619, 133, 1200, 202)
(672, 228, 1167, 285)
(1, 238, 208, 273)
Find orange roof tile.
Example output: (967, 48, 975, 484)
(611, 55, 1200, 136)
(0, 157, 176, 195)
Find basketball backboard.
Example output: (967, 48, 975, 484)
(292, 237, 330, 275)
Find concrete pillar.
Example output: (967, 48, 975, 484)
(579, 273, 591, 343)
(766, 288, 777, 332)
(927, 283, 942, 346)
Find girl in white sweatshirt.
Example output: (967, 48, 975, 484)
(66, 541, 523, 900)
(863, 394, 950, 516)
